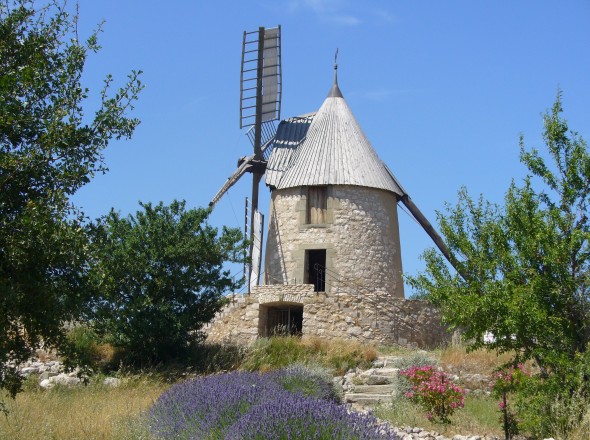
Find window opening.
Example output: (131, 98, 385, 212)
(307, 186, 327, 224)
(305, 249, 326, 292)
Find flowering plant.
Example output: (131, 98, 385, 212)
(491, 364, 528, 439)
(149, 367, 395, 439)
(399, 365, 464, 424)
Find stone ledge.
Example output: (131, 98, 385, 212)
(254, 284, 315, 304)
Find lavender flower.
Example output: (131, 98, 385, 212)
(270, 363, 340, 402)
(227, 389, 395, 440)
(149, 371, 282, 439)
(148, 366, 395, 439)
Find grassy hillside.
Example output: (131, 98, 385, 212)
(1, 338, 589, 439)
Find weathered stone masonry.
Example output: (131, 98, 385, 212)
(205, 284, 450, 348)
(264, 185, 404, 298)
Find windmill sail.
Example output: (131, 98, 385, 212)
(240, 27, 282, 129)
(210, 26, 282, 292)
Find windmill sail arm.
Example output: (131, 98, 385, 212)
(209, 155, 255, 206)
(400, 194, 469, 281)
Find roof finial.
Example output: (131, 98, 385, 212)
(328, 48, 343, 98)
(334, 48, 339, 83)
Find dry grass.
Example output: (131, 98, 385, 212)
(241, 336, 378, 374)
(300, 336, 378, 363)
(438, 345, 515, 375)
(569, 407, 590, 440)
(0, 377, 169, 440)
(375, 395, 504, 438)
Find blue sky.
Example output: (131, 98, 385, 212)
(71, 1, 590, 295)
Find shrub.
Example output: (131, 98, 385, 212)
(491, 364, 528, 439)
(149, 366, 392, 439)
(392, 351, 437, 370)
(149, 371, 278, 439)
(227, 391, 394, 440)
(61, 325, 116, 373)
(514, 356, 590, 440)
(273, 363, 340, 402)
(400, 365, 464, 424)
(392, 353, 437, 397)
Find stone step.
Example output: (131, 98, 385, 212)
(361, 367, 399, 377)
(374, 356, 401, 367)
(375, 367, 399, 376)
(353, 384, 396, 394)
(344, 393, 392, 405)
(364, 375, 394, 385)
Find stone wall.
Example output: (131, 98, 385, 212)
(264, 185, 404, 298)
(204, 284, 450, 348)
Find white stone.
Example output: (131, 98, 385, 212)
(103, 377, 121, 387)
(39, 379, 53, 389)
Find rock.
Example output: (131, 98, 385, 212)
(103, 377, 121, 387)
(53, 373, 81, 386)
(39, 371, 58, 380)
(348, 326, 362, 337)
(20, 366, 40, 376)
(365, 375, 391, 385)
(40, 373, 81, 389)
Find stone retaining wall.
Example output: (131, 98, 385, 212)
(204, 284, 450, 348)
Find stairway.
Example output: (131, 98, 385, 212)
(341, 356, 401, 406)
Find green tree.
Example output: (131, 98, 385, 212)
(89, 200, 246, 367)
(408, 93, 589, 435)
(0, 0, 141, 402)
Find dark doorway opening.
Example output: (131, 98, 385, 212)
(266, 305, 303, 336)
(306, 249, 326, 292)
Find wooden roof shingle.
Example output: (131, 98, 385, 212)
(265, 73, 404, 196)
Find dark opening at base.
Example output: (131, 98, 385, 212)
(266, 305, 303, 336)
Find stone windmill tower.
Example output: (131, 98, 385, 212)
(208, 29, 456, 346)
(263, 63, 405, 301)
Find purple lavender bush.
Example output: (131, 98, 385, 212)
(149, 366, 395, 439)
(270, 363, 340, 402)
(149, 371, 282, 439)
(227, 389, 395, 440)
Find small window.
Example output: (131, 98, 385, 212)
(307, 186, 327, 224)
(305, 249, 326, 292)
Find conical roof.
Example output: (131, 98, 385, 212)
(266, 69, 404, 196)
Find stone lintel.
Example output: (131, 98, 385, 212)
(253, 284, 315, 305)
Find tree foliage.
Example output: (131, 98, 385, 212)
(89, 200, 246, 367)
(408, 93, 589, 373)
(408, 92, 590, 435)
(0, 0, 141, 401)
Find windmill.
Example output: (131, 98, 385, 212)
(210, 27, 467, 295)
(210, 26, 282, 292)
